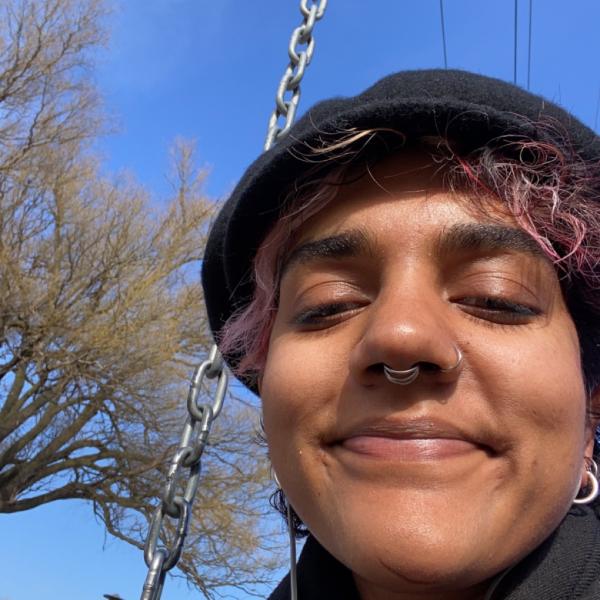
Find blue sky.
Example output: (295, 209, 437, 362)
(2, 1, 600, 599)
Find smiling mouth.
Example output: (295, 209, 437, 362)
(340, 435, 486, 461)
(331, 416, 497, 462)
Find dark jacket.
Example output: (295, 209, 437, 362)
(268, 506, 600, 599)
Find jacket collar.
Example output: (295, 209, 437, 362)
(486, 506, 600, 600)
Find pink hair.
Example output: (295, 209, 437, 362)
(218, 127, 600, 387)
(218, 166, 347, 379)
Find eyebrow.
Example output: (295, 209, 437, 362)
(435, 223, 549, 262)
(280, 222, 549, 278)
(281, 229, 373, 277)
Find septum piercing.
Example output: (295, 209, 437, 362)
(383, 363, 420, 385)
(383, 347, 463, 386)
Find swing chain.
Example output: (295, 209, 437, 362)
(140, 3, 326, 597)
(264, 0, 328, 150)
(140, 344, 229, 600)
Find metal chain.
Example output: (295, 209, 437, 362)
(139, 2, 328, 598)
(139, 344, 228, 600)
(264, 0, 328, 151)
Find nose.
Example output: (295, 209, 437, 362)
(349, 286, 462, 387)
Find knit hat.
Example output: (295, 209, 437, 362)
(202, 68, 600, 361)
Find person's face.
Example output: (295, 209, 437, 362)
(260, 156, 596, 599)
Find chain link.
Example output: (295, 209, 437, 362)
(264, 0, 328, 151)
(139, 345, 228, 600)
(141, 550, 167, 600)
(139, 2, 328, 597)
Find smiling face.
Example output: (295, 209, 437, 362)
(259, 156, 596, 599)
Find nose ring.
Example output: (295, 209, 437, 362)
(383, 363, 420, 385)
(383, 347, 463, 386)
(439, 347, 463, 373)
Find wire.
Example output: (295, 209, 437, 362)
(514, 0, 518, 84)
(527, 0, 533, 89)
(440, 0, 448, 69)
(594, 87, 600, 132)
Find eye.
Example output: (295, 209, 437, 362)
(293, 301, 364, 327)
(457, 296, 541, 324)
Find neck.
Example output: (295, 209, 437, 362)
(354, 574, 489, 600)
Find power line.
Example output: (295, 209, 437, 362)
(440, 0, 448, 69)
(527, 0, 533, 89)
(514, 0, 518, 84)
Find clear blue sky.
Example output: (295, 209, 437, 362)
(2, 1, 600, 599)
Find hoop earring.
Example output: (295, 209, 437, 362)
(272, 470, 298, 600)
(573, 459, 599, 505)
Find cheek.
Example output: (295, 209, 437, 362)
(469, 316, 588, 492)
(259, 332, 348, 484)
(260, 338, 309, 447)
(500, 322, 584, 425)
(261, 330, 349, 413)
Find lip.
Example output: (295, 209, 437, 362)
(331, 416, 496, 460)
(341, 436, 482, 460)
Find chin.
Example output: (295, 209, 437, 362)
(340, 525, 492, 584)
(303, 493, 527, 595)
(319, 528, 508, 599)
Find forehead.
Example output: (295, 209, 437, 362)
(292, 152, 510, 245)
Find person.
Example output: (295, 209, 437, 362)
(201, 69, 600, 599)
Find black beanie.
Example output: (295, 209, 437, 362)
(202, 68, 600, 366)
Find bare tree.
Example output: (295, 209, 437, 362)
(0, 1, 279, 596)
